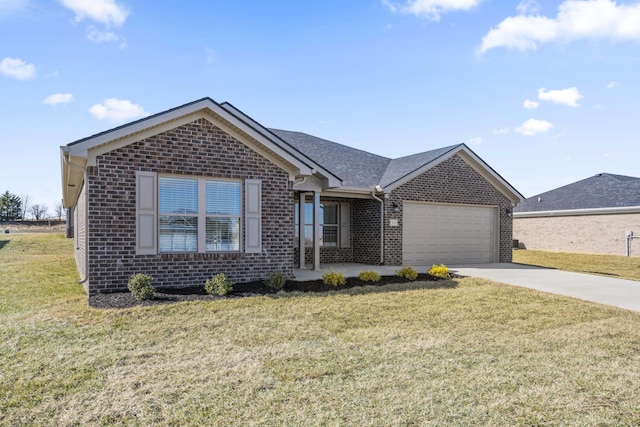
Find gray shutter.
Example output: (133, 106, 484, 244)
(340, 202, 350, 248)
(245, 179, 262, 253)
(136, 171, 157, 255)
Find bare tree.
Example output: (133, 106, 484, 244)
(30, 204, 48, 221)
(54, 202, 65, 221)
(20, 194, 30, 220)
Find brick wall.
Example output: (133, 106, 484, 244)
(386, 155, 513, 264)
(352, 198, 382, 264)
(514, 213, 640, 256)
(84, 118, 293, 294)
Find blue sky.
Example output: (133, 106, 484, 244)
(1, 0, 639, 216)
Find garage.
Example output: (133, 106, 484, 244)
(402, 202, 498, 265)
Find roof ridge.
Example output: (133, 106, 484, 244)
(268, 128, 391, 162)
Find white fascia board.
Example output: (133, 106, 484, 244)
(220, 103, 343, 187)
(66, 99, 315, 177)
(514, 206, 640, 218)
(384, 146, 523, 204)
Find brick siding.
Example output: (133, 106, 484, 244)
(385, 155, 513, 264)
(514, 213, 640, 256)
(84, 118, 293, 294)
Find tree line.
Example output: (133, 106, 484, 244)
(0, 191, 64, 221)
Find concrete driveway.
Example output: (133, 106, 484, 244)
(450, 263, 640, 313)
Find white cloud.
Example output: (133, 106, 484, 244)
(469, 136, 482, 145)
(517, 0, 540, 15)
(89, 98, 148, 122)
(0, 57, 36, 80)
(478, 0, 640, 55)
(59, 0, 129, 27)
(523, 99, 539, 109)
(606, 81, 619, 88)
(43, 93, 73, 105)
(86, 27, 127, 47)
(0, 0, 30, 14)
(493, 127, 510, 135)
(516, 118, 553, 136)
(538, 87, 583, 107)
(382, 0, 482, 21)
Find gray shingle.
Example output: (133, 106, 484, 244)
(514, 173, 640, 212)
(270, 129, 464, 190)
(269, 129, 390, 187)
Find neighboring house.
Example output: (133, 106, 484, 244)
(513, 173, 640, 256)
(61, 97, 522, 295)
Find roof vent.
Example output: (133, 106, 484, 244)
(595, 173, 603, 177)
(537, 196, 542, 203)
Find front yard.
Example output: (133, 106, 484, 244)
(2, 234, 640, 426)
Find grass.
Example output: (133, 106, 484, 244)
(513, 249, 640, 282)
(2, 234, 640, 426)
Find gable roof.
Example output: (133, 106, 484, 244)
(514, 173, 640, 216)
(271, 129, 522, 202)
(61, 97, 523, 207)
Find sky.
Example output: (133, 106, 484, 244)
(1, 0, 639, 217)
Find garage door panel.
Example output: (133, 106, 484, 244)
(403, 202, 497, 265)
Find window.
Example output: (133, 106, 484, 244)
(295, 202, 339, 247)
(159, 176, 241, 253)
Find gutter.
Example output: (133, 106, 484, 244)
(514, 205, 640, 218)
(61, 147, 89, 285)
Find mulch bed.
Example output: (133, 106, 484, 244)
(89, 273, 459, 309)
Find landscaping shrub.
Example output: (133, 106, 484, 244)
(267, 271, 286, 290)
(396, 266, 418, 281)
(358, 270, 381, 282)
(128, 273, 155, 301)
(205, 273, 234, 296)
(323, 271, 346, 287)
(428, 264, 450, 279)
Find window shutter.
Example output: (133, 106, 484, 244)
(340, 202, 350, 248)
(245, 179, 262, 253)
(136, 171, 157, 255)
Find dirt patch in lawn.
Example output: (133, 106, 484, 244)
(89, 273, 458, 309)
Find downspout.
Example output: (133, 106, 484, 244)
(371, 191, 384, 265)
(62, 150, 89, 285)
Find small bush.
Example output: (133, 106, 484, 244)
(428, 264, 450, 279)
(205, 273, 234, 296)
(128, 273, 155, 301)
(358, 270, 381, 282)
(267, 271, 286, 290)
(323, 271, 346, 287)
(396, 266, 418, 281)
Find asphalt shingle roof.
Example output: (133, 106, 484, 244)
(514, 173, 640, 212)
(269, 129, 463, 189)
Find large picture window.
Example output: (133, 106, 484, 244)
(295, 202, 339, 247)
(159, 176, 241, 253)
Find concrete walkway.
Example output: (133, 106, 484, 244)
(450, 263, 640, 313)
(294, 262, 640, 312)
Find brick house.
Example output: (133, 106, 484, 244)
(514, 173, 640, 256)
(61, 98, 523, 295)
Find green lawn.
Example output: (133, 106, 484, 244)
(2, 234, 640, 426)
(513, 249, 640, 282)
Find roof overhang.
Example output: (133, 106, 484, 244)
(514, 206, 640, 218)
(61, 98, 341, 208)
(383, 144, 524, 204)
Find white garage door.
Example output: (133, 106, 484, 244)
(403, 202, 497, 265)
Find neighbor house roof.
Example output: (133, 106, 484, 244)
(514, 173, 640, 217)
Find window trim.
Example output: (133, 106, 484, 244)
(295, 201, 340, 248)
(158, 175, 242, 254)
